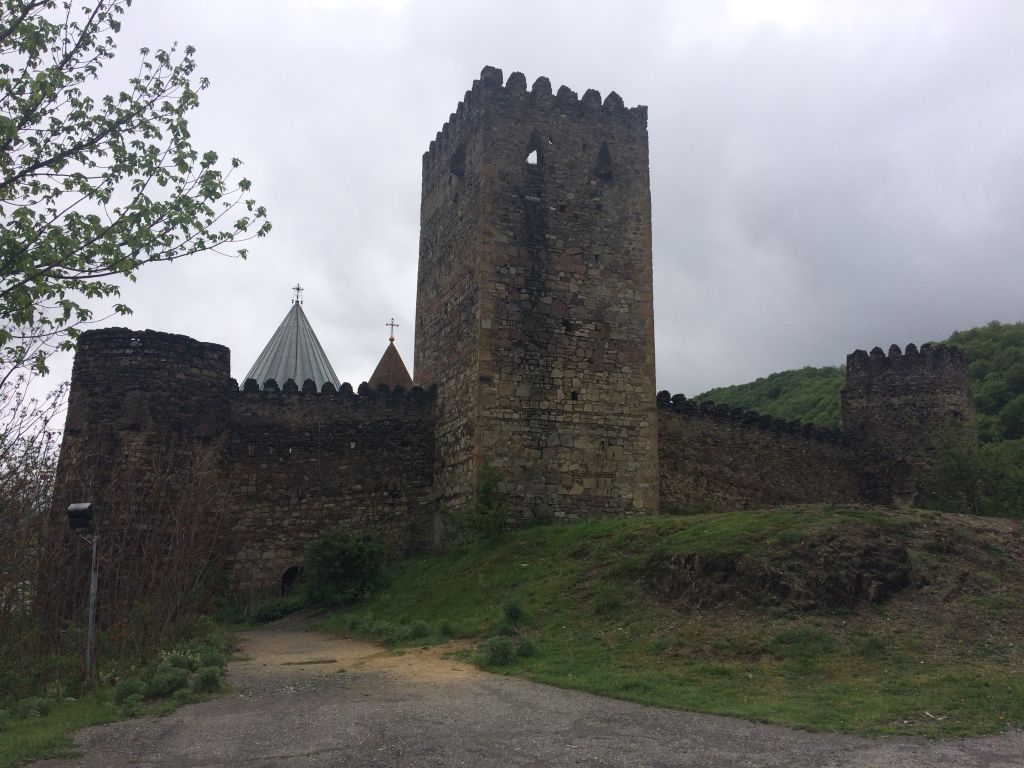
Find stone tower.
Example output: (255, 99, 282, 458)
(414, 66, 659, 521)
(841, 343, 975, 505)
(54, 328, 232, 509)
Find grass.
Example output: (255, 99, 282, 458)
(318, 505, 1024, 737)
(0, 623, 232, 768)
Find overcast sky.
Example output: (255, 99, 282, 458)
(44, 0, 1024, 398)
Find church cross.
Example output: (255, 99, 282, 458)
(386, 317, 399, 342)
(292, 283, 304, 304)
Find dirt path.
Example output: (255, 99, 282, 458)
(33, 621, 1024, 767)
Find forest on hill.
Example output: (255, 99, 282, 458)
(695, 321, 1024, 518)
(697, 321, 1024, 442)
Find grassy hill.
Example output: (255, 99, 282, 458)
(321, 506, 1024, 737)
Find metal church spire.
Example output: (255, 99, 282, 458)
(243, 290, 340, 390)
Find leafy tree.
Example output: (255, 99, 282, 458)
(0, 0, 270, 373)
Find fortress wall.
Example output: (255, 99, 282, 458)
(55, 328, 233, 509)
(224, 383, 436, 595)
(657, 394, 862, 513)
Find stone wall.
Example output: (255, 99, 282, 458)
(56, 328, 438, 598)
(658, 393, 863, 513)
(842, 343, 975, 504)
(225, 382, 436, 595)
(55, 327, 232, 508)
(417, 66, 659, 522)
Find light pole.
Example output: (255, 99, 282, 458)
(67, 502, 99, 682)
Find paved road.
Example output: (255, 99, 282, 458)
(33, 624, 1024, 768)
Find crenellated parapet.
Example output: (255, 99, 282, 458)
(422, 66, 646, 170)
(656, 391, 846, 444)
(238, 377, 436, 403)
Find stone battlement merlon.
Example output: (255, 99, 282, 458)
(846, 342, 968, 378)
(422, 66, 647, 168)
(656, 391, 846, 444)
(237, 377, 436, 404)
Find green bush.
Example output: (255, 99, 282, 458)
(120, 692, 145, 717)
(250, 594, 306, 623)
(114, 677, 146, 705)
(471, 461, 507, 539)
(15, 696, 52, 718)
(503, 600, 523, 624)
(145, 665, 188, 698)
(405, 620, 430, 640)
(515, 638, 537, 658)
(480, 636, 515, 666)
(193, 666, 222, 694)
(171, 688, 192, 705)
(438, 620, 455, 638)
(303, 531, 385, 606)
(199, 650, 227, 670)
(162, 652, 197, 672)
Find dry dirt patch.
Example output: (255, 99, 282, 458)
(233, 620, 478, 683)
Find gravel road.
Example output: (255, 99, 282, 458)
(31, 622, 1024, 767)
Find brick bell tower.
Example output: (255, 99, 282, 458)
(415, 66, 659, 522)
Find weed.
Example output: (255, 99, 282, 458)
(481, 637, 516, 666)
(515, 638, 538, 658)
(199, 650, 227, 670)
(192, 666, 222, 694)
(113, 677, 146, 705)
(145, 665, 188, 699)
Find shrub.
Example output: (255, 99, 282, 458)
(481, 636, 515, 666)
(503, 600, 523, 624)
(471, 461, 507, 539)
(193, 666, 222, 694)
(171, 688, 192, 705)
(438, 620, 455, 638)
(114, 677, 146, 705)
(250, 594, 306, 623)
(303, 531, 385, 606)
(515, 638, 537, 658)
(145, 665, 188, 698)
(15, 696, 52, 718)
(120, 693, 145, 717)
(162, 651, 197, 672)
(199, 650, 227, 670)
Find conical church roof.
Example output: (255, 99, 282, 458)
(243, 302, 341, 390)
(368, 341, 413, 389)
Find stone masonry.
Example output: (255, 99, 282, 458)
(54, 67, 977, 596)
(416, 66, 658, 522)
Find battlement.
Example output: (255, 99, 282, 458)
(846, 342, 968, 379)
(237, 377, 436, 405)
(423, 66, 647, 168)
(76, 327, 230, 374)
(656, 391, 846, 444)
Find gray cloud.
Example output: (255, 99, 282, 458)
(41, 0, 1024, 399)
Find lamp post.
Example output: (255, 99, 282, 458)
(67, 503, 99, 682)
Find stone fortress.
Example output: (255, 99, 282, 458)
(54, 67, 976, 595)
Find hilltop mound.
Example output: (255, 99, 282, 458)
(322, 505, 1024, 736)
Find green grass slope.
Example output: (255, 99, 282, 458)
(321, 507, 1024, 737)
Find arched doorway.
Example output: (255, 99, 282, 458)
(281, 565, 302, 596)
